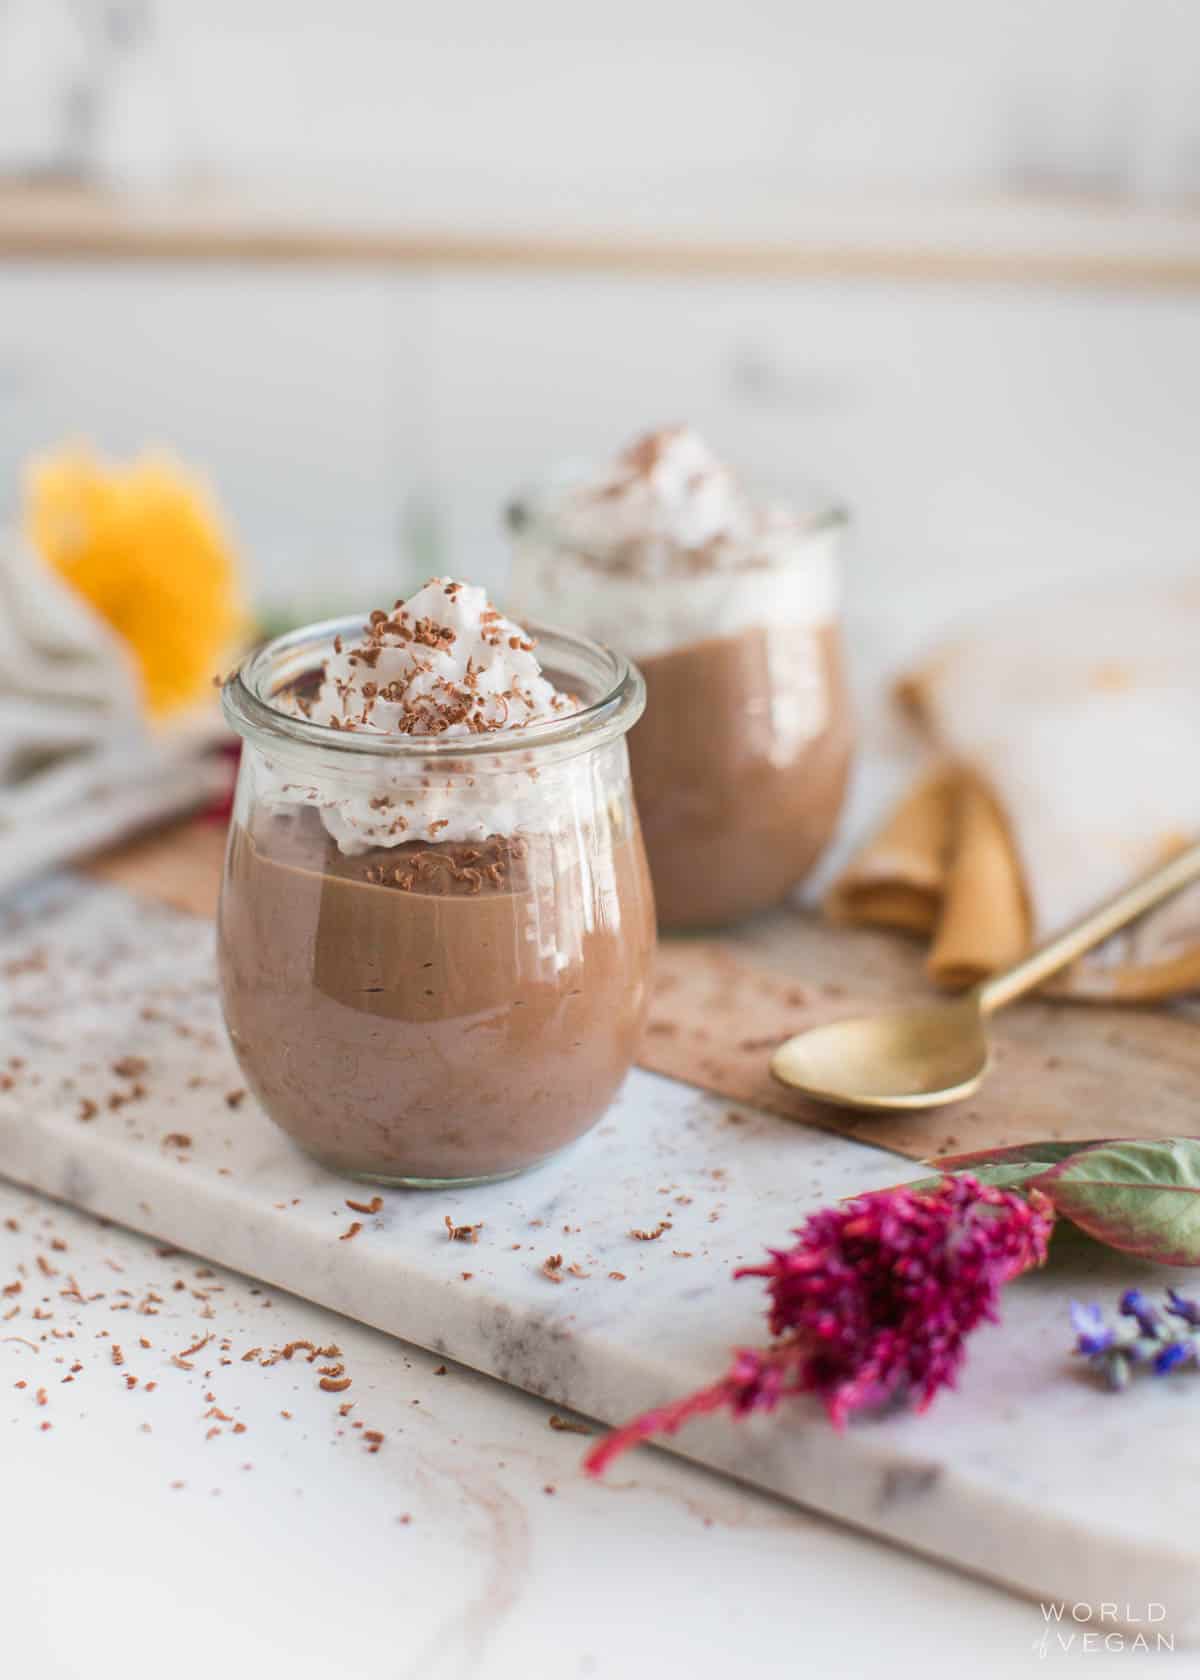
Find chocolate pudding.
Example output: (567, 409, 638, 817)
(631, 622, 852, 929)
(219, 806, 653, 1183)
(217, 577, 654, 1185)
(509, 427, 853, 927)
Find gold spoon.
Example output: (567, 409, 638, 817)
(771, 841, 1200, 1112)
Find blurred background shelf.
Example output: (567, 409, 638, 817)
(9, 183, 1200, 285)
(3, 0, 1200, 683)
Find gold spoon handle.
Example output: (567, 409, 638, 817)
(975, 840, 1200, 1014)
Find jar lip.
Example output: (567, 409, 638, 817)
(222, 613, 645, 760)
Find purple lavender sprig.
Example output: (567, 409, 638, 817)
(1071, 1288, 1200, 1389)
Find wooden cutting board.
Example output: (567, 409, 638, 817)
(86, 815, 1200, 1165)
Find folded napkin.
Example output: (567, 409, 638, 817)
(828, 579, 1200, 1001)
(0, 537, 230, 899)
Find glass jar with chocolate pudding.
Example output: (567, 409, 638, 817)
(508, 427, 854, 929)
(216, 578, 655, 1187)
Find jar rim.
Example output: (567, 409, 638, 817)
(222, 612, 645, 762)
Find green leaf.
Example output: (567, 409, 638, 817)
(1030, 1138, 1200, 1267)
(930, 1139, 1120, 1172)
(864, 1160, 1066, 1199)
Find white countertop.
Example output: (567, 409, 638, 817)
(1, 1173, 1163, 1677)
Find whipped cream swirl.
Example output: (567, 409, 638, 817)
(509, 426, 841, 660)
(272, 578, 580, 852)
(305, 578, 573, 739)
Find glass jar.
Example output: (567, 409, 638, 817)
(508, 480, 854, 929)
(216, 615, 655, 1188)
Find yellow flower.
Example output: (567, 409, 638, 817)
(25, 446, 245, 717)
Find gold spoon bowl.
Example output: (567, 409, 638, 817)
(771, 842, 1200, 1113)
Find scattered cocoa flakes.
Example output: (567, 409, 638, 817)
(629, 1221, 671, 1242)
(280, 1340, 316, 1361)
(363, 1429, 384, 1453)
(138, 1337, 151, 1350)
(607, 1271, 626, 1281)
(319, 1376, 352, 1393)
(444, 1216, 482, 1243)
(345, 1196, 383, 1215)
(124, 1374, 138, 1390)
(338, 1401, 356, 1416)
(111, 1056, 148, 1080)
(432, 1364, 447, 1376)
(233, 1421, 247, 1435)
(460, 1272, 474, 1281)
(567, 1264, 591, 1278)
(548, 1414, 593, 1436)
(35, 1255, 57, 1278)
(2, 1280, 21, 1296)
(35, 1387, 47, 1406)
(241, 1347, 262, 1363)
(205, 1426, 221, 1441)
(317, 1364, 344, 1378)
(672, 1250, 694, 1259)
(339, 1221, 363, 1242)
(541, 1254, 564, 1283)
(224, 1089, 246, 1109)
(77, 1099, 98, 1122)
(110, 1344, 124, 1366)
(49, 1238, 67, 1253)
(205, 1406, 234, 1423)
(179, 1334, 211, 1359)
(163, 1133, 192, 1150)
(2, 1218, 17, 1232)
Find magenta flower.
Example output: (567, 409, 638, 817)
(584, 1175, 1053, 1476)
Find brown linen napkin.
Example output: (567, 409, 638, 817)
(828, 581, 1200, 1001)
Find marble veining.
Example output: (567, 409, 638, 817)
(2, 875, 1198, 1630)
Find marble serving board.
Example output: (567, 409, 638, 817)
(3, 875, 1199, 1629)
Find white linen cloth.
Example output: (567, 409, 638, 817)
(0, 537, 229, 898)
(830, 575, 1200, 998)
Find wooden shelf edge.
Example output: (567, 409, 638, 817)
(3, 218, 1200, 287)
